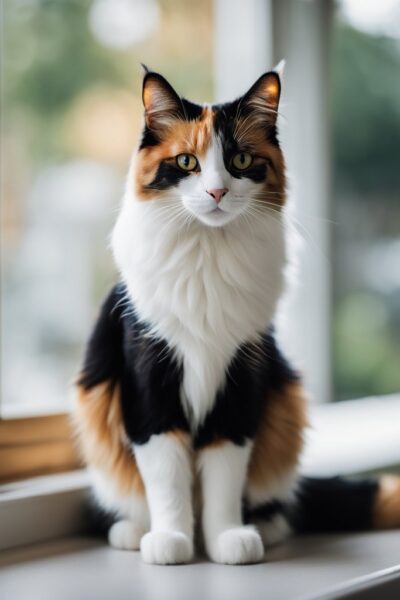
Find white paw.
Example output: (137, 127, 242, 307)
(108, 520, 143, 551)
(140, 531, 193, 565)
(208, 526, 264, 565)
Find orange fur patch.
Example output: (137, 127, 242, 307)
(199, 438, 227, 450)
(135, 106, 213, 200)
(373, 475, 400, 529)
(247, 382, 308, 492)
(73, 381, 144, 496)
(167, 429, 193, 453)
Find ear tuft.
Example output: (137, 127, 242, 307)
(142, 72, 183, 130)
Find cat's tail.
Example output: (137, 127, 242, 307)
(289, 475, 400, 533)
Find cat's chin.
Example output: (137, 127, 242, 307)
(193, 208, 237, 228)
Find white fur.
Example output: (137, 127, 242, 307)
(112, 144, 286, 429)
(180, 135, 254, 227)
(209, 526, 264, 565)
(133, 434, 193, 564)
(198, 441, 264, 564)
(140, 531, 193, 565)
(274, 59, 286, 78)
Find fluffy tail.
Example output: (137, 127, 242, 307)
(290, 475, 400, 533)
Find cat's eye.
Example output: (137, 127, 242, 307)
(232, 152, 253, 171)
(176, 154, 198, 172)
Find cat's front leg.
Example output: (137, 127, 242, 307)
(134, 431, 194, 565)
(198, 441, 264, 564)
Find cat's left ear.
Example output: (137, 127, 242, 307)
(241, 71, 281, 123)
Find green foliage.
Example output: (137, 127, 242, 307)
(334, 291, 400, 400)
(332, 24, 400, 195)
(332, 22, 400, 401)
(4, 0, 124, 116)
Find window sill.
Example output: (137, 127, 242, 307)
(302, 393, 400, 477)
(0, 471, 90, 551)
(1, 394, 399, 552)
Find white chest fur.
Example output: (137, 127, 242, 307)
(112, 194, 287, 428)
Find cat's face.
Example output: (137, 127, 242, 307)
(134, 69, 285, 227)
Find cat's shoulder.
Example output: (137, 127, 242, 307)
(259, 326, 300, 386)
(78, 283, 137, 389)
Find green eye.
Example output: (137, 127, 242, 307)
(176, 154, 198, 171)
(232, 152, 253, 170)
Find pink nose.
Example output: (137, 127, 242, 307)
(207, 188, 228, 204)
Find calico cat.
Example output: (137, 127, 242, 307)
(74, 66, 400, 565)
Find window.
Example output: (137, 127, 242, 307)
(216, 0, 399, 407)
(331, 1, 400, 401)
(1, 0, 213, 481)
(1, 0, 398, 484)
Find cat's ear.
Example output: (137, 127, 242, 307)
(142, 70, 183, 130)
(241, 71, 281, 122)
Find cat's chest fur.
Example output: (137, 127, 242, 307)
(112, 195, 287, 428)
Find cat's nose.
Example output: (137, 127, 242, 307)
(206, 188, 228, 204)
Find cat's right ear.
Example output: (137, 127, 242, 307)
(142, 70, 183, 131)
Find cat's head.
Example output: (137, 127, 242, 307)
(134, 67, 285, 227)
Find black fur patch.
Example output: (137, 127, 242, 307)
(194, 333, 299, 448)
(212, 101, 276, 182)
(145, 161, 190, 191)
(139, 125, 159, 150)
(290, 476, 379, 533)
(119, 323, 189, 444)
(78, 284, 125, 390)
(79, 286, 298, 447)
(245, 499, 285, 523)
(181, 98, 204, 121)
(80, 284, 188, 445)
(82, 493, 115, 538)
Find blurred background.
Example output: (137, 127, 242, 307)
(1, 0, 399, 415)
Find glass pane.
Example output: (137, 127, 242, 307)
(1, 0, 213, 416)
(332, 1, 400, 400)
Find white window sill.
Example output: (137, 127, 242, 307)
(0, 470, 90, 551)
(1, 394, 399, 552)
(302, 394, 400, 477)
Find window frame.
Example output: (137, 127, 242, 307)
(0, 0, 394, 486)
(0, 414, 79, 483)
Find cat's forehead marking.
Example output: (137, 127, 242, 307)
(160, 105, 213, 158)
(192, 105, 214, 157)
